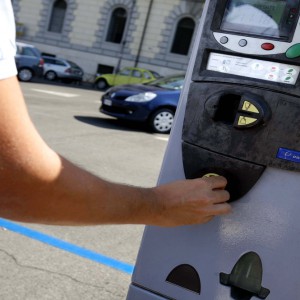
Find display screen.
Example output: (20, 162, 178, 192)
(220, 0, 300, 39)
(207, 52, 300, 85)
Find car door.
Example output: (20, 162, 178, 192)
(113, 68, 132, 85)
(43, 57, 56, 74)
(142, 70, 156, 83)
(15, 45, 39, 69)
(128, 69, 144, 84)
(53, 59, 68, 77)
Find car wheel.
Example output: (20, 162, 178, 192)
(96, 79, 108, 90)
(18, 68, 33, 82)
(45, 71, 57, 81)
(149, 108, 175, 134)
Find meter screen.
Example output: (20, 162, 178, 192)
(220, 0, 300, 40)
(207, 52, 300, 85)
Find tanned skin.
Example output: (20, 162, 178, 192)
(0, 76, 231, 227)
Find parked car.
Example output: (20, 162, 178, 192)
(42, 56, 84, 83)
(100, 74, 185, 133)
(15, 42, 44, 82)
(95, 67, 161, 90)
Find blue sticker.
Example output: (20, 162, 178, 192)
(277, 148, 300, 163)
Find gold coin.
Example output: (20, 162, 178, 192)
(202, 173, 220, 178)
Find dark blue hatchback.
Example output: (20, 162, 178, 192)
(100, 74, 185, 133)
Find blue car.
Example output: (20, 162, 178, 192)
(15, 42, 44, 82)
(100, 74, 185, 133)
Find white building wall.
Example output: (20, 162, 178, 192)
(129, 1, 151, 56)
(17, 0, 43, 37)
(134, 0, 181, 60)
(69, 0, 101, 47)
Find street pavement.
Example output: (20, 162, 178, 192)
(0, 81, 169, 300)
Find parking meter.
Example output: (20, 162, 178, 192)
(127, 0, 300, 299)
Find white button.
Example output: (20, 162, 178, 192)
(220, 36, 228, 44)
(239, 39, 247, 47)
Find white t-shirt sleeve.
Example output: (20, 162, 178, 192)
(0, 0, 18, 80)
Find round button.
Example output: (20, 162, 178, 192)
(286, 43, 300, 59)
(220, 36, 229, 44)
(261, 43, 275, 50)
(239, 39, 247, 47)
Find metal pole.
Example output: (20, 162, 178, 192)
(115, 0, 137, 73)
(134, 0, 154, 67)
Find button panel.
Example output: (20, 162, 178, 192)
(233, 95, 269, 129)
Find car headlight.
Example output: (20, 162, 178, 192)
(125, 92, 157, 102)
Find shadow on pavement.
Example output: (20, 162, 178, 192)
(74, 116, 150, 133)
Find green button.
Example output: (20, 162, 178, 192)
(286, 43, 300, 59)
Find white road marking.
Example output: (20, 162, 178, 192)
(154, 136, 169, 142)
(31, 88, 79, 98)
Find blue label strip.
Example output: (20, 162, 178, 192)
(277, 148, 300, 164)
(0, 218, 134, 275)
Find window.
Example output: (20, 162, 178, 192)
(97, 64, 114, 75)
(143, 72, 152, 80)
(18, 46, 37, 57)
(132, 70, 142, 78)
(48, 0, 67, 33)
(43, 58, 56, 64)
(106, 8, 127, 44)
(171, 17, 195, 55)
(54, 59, 67, 66)
(119, 68, 131, 76)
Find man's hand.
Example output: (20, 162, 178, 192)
(149, 176, 231, 227)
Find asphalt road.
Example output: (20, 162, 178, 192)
(0, 81, 169, 300)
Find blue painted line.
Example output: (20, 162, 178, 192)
(0, 218, 134, 275)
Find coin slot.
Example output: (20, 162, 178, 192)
(213, 94, 241, 124)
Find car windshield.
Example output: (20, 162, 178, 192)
(147, 75, 185, 90)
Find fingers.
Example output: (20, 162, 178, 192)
(152, 176, 232, 226)
(211, 189, 230, 204)
(196, 176, 230, 203)
(211, 202, 232, 215)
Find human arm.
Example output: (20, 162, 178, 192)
(0, 76, 231, 226)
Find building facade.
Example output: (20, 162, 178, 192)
(12, 0, 204, 81)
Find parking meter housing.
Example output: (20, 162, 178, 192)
(127, 0, 300, 299)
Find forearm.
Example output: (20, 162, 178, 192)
(0, 77, 157, 225)
(0, 77, 231, 227)
(0, 153, 157, 225)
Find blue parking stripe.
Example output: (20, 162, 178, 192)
(0, 218, 134, 275)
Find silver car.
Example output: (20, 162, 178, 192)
(42, 56, 84, 83)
